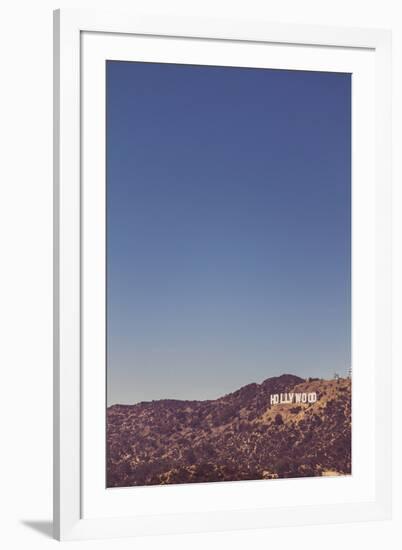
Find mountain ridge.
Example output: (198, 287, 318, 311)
(108, 373, 304, 408)
(107, 374, 351, 487)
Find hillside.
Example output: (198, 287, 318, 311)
(107, 374, 351, 487)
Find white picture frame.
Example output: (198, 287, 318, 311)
(53, 8, 392, 541)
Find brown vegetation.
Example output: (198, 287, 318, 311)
(107, 374, 351, 487)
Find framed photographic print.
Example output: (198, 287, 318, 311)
(53, 9, 392, 541)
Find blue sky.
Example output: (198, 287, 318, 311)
(106, 61, 351, 406)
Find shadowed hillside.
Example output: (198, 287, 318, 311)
(107, 374, 351, 487)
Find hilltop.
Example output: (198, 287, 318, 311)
(107, 374, 351, 487)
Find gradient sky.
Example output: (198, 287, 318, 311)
(106, 61, 351, 406)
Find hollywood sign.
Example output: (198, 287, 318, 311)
(270, 392, 318, 405)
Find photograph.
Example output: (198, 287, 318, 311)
(105, 60, 352, 488)
(0, 1, 395, 546)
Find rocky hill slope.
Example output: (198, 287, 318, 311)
(107, 374, 351, 487)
